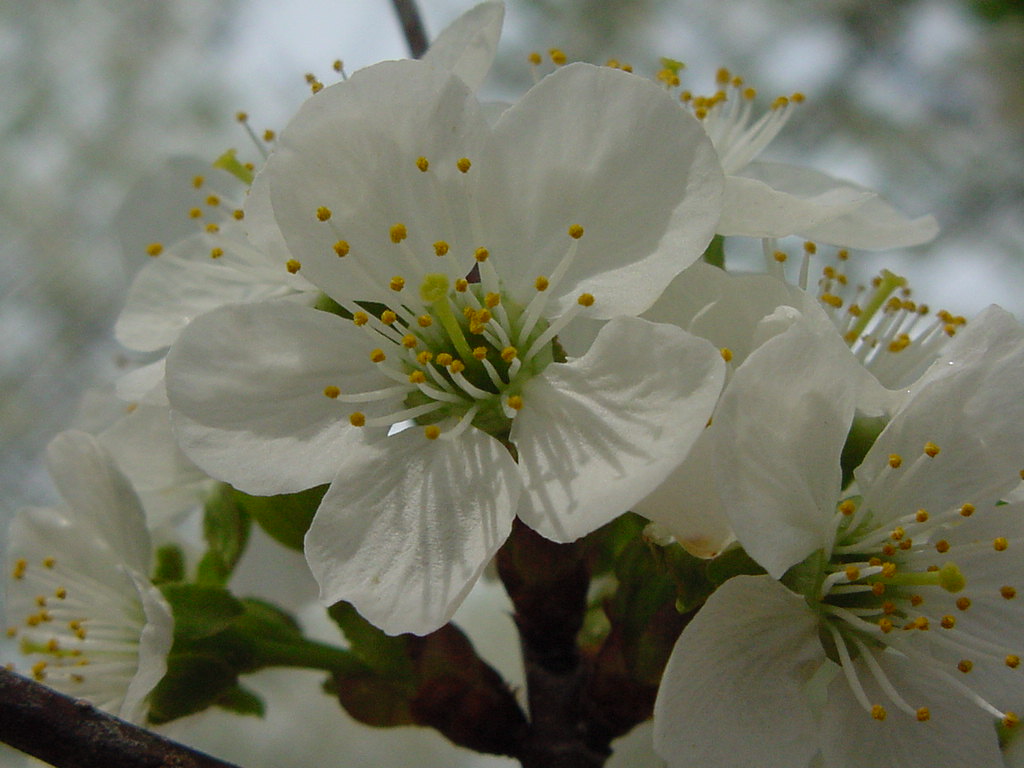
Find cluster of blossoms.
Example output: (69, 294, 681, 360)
(5, 3, 1023, 768)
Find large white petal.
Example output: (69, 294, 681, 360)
(305, 427, 519, 636)
(422, 1, 504, 92)
(165, 302, 389, 495)
(857, 307, 1024, 524)
(820, 650, 1004, 768)
(479, 63, 724, 317)
(121, 568, 174, 723)
(713, 321, 861, 577)
(265, 60, 486, 304)
(653, 576, 822, 768)
(723, 162, 939, 248)
(512, 317, 724, 543)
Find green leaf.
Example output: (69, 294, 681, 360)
(214, 684, 265, 718)
(233, 485, 325, 551)
(196, 484, 251, 585)
(160, 583, 244, 641)
(151, 544, 186, 585)
(147, 653, 238, 724)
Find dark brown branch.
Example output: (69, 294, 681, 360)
(389, 0, 430, 59)
(0, 668, 240, 768)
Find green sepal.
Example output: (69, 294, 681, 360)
(160, 583, 245, 641)
(147, 653, 238, 724)
(706, 545, 767, 587)
(151, 544, 186, 585)
(702, 234, 726, 269)
(214, 683, 265, 718)
(327, 601, 413, 680)
(232, 485, 325, 551)
(840, 414, 888, 489)
(196, 484, 251, 585)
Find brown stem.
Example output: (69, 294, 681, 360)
(497, 520, 613, 768)
(389, 0, 429, 59)
(0, 668, 240, 768)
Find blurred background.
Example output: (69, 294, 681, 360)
(0, 0, 1022, 764)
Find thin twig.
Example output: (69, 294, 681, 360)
(0, 668, 241, 768)
(389, 0, 430, 59)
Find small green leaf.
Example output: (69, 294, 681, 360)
(160, 583, 244, 640)
(196, 484, 251, 585)
(147, 653, 238, 724)
(151, 544, 186, 585)
(233, 485, 325, 551)
(214, 684, 265, 717)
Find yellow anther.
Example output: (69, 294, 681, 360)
(771, 96, 790, 110)
(485, 292, 501, 308)
(871, 582, 885, 596)
(417, 350, 434, 365)
(1002, 586, 1017, 600)
(924, 441, 940, 457)
(205, 222, 220, 234)
(958, 659, 974, 673)
(380, 310, 397, 325)
(424, 425, 441, 440)
(528, 51, 542, 66)
(417, 314, 433, 328)
(332, 59, 344, 72)
(436, 353, 454, 367)
(890, 527, 905, 541)
(956, 596, 972, 610)
(390, 276, 406, 292)
(916, 707, 930, 722)
(43, 558, 55, 569)
(188, 207, 202, 219)
(472, 347, 488, 360)
(959, 503, 975, 517)
(286, 259, 302, 274)
(941, 615, 956, 629)
(915, 509, 929, 523)
(844, 566, 861, 581)
(773, 250, 787, 263)
(262, 129, 276, 142)
(912, 617, 929, 630)
(1004, 713, 1020, 728)
(323, 386, 340, 399)
(205, 194, 221, 206)
(803, 241, 817, 255)
(871, 705, 887, 721)
(838, 500, 856, 516)
(568, 224, 584, 239)
(577, 293, 595, 307)
(210, 247, 224, 259)
(743, 86, 757, 100)
(352, 311, 369, 326)
(370, 349, 386, 363)
(720, 347, 734, 362)
(881, 562, 897, 578)
(456, 157, 472, 174)
(715, 67, 731, 84)
(433, 241, 449, 257)
(12, 559, 27, 579)
(449, 359, 466, 374)
(899, 539, 913, 551)
(1008, 655, 1021, 669)
(935, 539, 950, 553)
(501, 346, 518, 362)
(333, 240, 350, 257)
(35, 595, 46, 608)
(621, 64, 633, 73)
(54, 588, 66, 600)
(791, 92, 806, 103)
(390, 223, 407, 243)
(31, 661, 47, 680)
(192, 175, 204, 188)
(416, 156, 429, 172)
(995, 537, 1009, 552)
(882, 544, 896, 557)
(507, 395, 524, 411)
(549, 48, 567, 66)
(535, 276, 550, 291)
(316, 206, 332, 222)
(888, 334, 911, 353)
(235, 111, 249, 122)
(310, 80, 324, 94)
(5, 627, 14, 638)
(349, 412, 366, 427)
(402, 334, 418, 349)
(145, 243, 164, 257)
(911, 593, 925, 606)
(455, 278, 469, 292)
(879, 618, 894, 633)
(408, 370, 426, 384)
(821, 293, 843, 309)
(474, 247, 489, 262)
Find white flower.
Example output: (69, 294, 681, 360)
(3, 431, 173, 723)
(166, 59, 726, 635)
(686, 68, 938, 248)
(654, 306, 1024, 768)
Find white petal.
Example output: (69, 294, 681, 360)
(45, 431, 152, 574)
(120, 569, 174, 723)
(422, 1, 504, 91)
(479, 63, 724, 317)
(653, 576, 822, 768)
(713, 321, 862, 576)
(116, 359, 168, 406)
(165, 302, 388, 495)
(513, 317, 724, 543)
(266, 60, 486, 304)
(820, 650, 1004, 768)
(857, 307, 1024, 522)
(305, 427, 519, 635)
